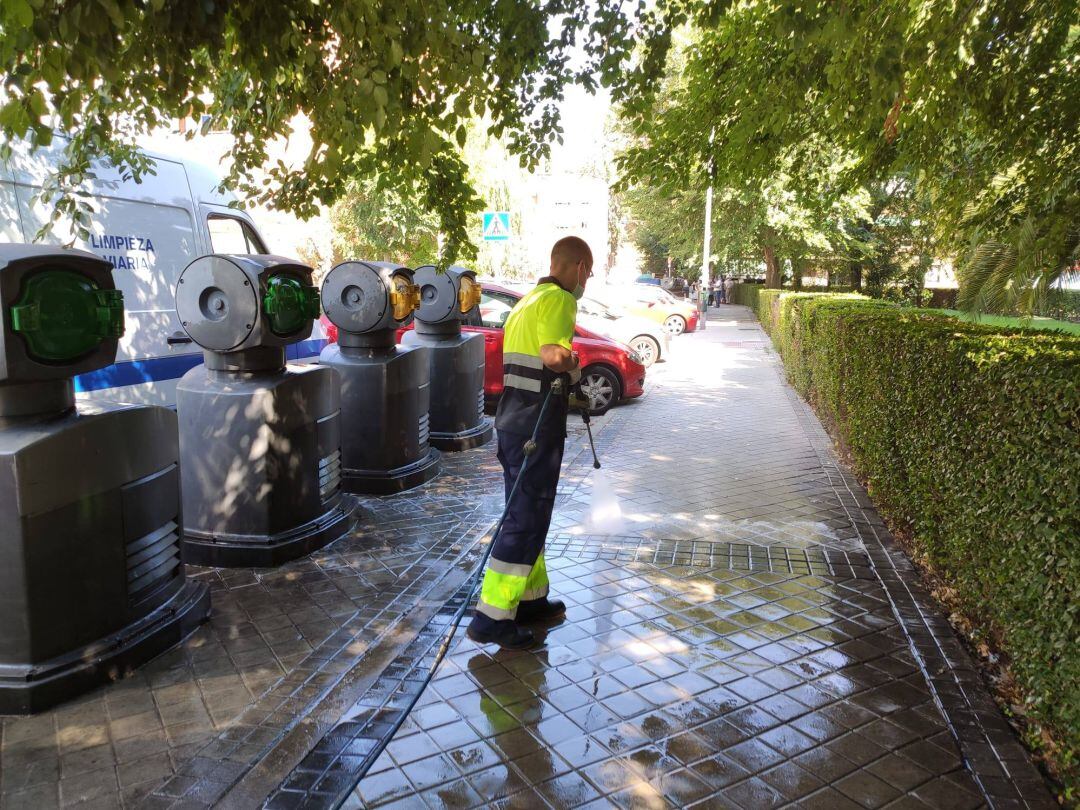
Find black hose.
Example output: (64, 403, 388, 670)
(333, 385, 558, 808)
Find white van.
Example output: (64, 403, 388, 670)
(0, 137, 327, 406)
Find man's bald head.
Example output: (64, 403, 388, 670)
(549, 236, 594, 293)
(551, 236, 593, 270)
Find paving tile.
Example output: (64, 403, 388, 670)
(582, 758, 641, 794)
(834, 768, 904, 808)
(724, 738, 788, 775)
(401, 752, 461, 792)
(2, 755, 60, 792)
(446, 740, 503, 776)
(756, 724, 818, 758)
(56, 768, 118, 807)
(653, 768, 713, 805)
(719, 776, 787, 809)
(798, 786, 870, 809)
(758, 759, 826, 801)
(865, 753, 936, 793)
(1, 782, 61, 810)
(910, 773, 985, 809)
(420, 777, 485, 809)
(538, 770, 604, 807)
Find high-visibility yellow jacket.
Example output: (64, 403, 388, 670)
(494, 278, 577, 437)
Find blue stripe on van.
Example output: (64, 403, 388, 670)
(73, 338, 328, 393)
(287, 338, 328, 361)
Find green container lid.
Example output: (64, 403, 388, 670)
(9, 269, 124, 362)
(263, 273, 320, 336)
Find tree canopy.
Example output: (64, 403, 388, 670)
(300, 122, 537, 277)
(613, 0, 1080, 311)
(0, 0, 635, 262)
(4, 1, 1077, 305)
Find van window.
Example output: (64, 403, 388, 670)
(208, 215, 267, 254)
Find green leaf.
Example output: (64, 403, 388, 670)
(4, 0, 33, 27)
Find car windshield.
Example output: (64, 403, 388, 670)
(630, 285, 670, 303)
(653, 289, 677, 304)
(578, 298, 617, 320)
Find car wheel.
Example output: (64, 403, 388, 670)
(579, 365, 622, 416)
(664, 314, 687, 335)
(629, 334, 660, 367)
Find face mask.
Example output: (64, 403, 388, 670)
(573, 284, 585, 300)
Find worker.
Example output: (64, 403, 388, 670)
(467, 236, 594, 649)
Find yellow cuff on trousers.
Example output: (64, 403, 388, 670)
(477, 554, 550, 618)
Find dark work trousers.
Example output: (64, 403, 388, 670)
(472, 428, 566, 630)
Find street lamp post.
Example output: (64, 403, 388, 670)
(700, 129, 715, 331)
(700, 182, 713, 331)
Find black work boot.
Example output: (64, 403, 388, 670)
(466, 616, 535, 650)
(516, 598, 566, 624)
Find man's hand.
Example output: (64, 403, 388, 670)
(569, 392, 590, 412)
(539, 344, 579, 373)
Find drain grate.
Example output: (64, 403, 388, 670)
(545, 536, 876, 579)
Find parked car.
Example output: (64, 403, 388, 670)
(576, 296, 669, 367)
(600, 283, 700, 335)
(471, 283, 646, 415)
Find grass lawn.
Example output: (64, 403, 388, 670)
(939, 309, 1080, 336)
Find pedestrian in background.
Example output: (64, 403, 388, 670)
(724, 275, 735, 304)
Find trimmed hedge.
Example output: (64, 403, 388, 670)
(728, 282, 762, 308)
(749, 289, 1080, 793)
(733, 283, 1080, 323)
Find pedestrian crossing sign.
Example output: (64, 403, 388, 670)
(482, 211, 511, 241)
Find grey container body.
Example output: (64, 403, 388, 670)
(319, 342, 440, 494)
(400, 329, 492, 451)
(0, 404, 209, 713)
(176, 363, 353, 567)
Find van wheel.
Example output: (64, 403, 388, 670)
(580, 365, 622, 416)
(629, 335, 660, 367)
(664, 315, 687, 335)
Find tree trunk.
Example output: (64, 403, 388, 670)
(763, 244, 781, 288)
(792, 257, 804, 290)
(850, 262, 863, 290)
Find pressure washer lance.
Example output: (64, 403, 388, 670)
(336, 380, 561, 807)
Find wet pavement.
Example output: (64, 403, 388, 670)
(0, 306, 1056, 809)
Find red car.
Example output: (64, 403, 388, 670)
(325, 283, 647, 415)
(468, 283, 646, 415)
